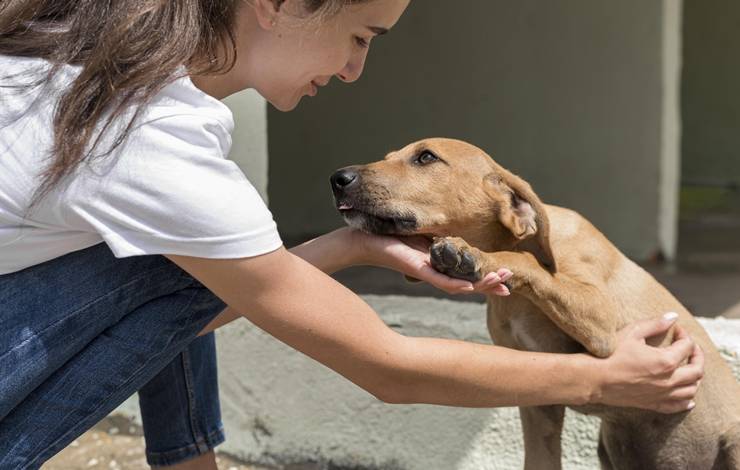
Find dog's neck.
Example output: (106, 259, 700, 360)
(466, 221, 555, 271)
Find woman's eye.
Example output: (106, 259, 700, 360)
(354, 36, 370, 48)
(415, 151, 439, 165)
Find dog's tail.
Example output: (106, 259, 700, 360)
(718, 422, 740, 469)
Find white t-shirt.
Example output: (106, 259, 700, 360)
(0, 54, 283, 275)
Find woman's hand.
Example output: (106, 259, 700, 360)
(346, 228, 512, 296)
(591, 312, 705, 413)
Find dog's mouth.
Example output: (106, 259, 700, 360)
(335, 200, 418, 236)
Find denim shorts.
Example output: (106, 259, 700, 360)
(0, 242, 228, 468)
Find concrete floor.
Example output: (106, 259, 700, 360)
(655, 209, 740, 318)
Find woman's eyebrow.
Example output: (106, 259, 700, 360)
(366, 26, 389, 36)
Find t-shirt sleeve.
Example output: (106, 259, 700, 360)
(63, 114, 283, 259)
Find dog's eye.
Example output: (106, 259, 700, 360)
(415, 151, 439, 165)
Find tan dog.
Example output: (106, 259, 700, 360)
(329, 138, 740, 470)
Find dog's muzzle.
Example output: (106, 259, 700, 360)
(329, 167, 418, 235)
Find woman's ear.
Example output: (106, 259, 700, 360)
(252, 0, 283, 30)
(497, 171, 557, 272)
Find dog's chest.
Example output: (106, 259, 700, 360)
(486, 295, 581, 353)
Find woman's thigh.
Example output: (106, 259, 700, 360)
(0, 243, 227, 467)
(0, 242, 222, 420)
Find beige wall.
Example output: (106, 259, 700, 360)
(223, 89, 269, 200)
(659, 0, 683, 259)
(267, 0, 682, 260)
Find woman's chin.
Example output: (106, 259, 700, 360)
(268, 94, 303, 112)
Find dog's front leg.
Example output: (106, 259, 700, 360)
(520, 405, 565, 470)
(430, 237, 618, 358)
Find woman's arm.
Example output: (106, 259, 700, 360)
(288, 227, 358, 274)
(168, 240, 702, 413)
(199, 227, 508, 334)
(291, 227, 512, 293)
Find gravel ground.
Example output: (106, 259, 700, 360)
(45, 416, 267, 470)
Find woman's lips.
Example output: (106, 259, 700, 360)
(308, 81, 318, 97)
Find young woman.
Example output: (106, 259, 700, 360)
(0, 1, 704, 469)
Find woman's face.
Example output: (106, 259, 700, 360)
(238, 0, 410, 111)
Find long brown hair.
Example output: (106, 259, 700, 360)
(0, 0, 363, 205)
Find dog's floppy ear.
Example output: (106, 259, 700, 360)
(497, 170, 557, 272)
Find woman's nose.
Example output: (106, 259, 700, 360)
(336, 49, 368, 83)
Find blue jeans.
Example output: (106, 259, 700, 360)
(0, 243, 227, 468)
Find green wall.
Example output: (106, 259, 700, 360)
(682, 0, 740, 187)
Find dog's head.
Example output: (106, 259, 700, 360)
(330, 137, 556, 271)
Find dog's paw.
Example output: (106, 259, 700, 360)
(430, 237, 484, 282)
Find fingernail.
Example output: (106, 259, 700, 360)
(462, 285, 474, 291)
(687, 400, 696, 410)
(663, 312, 678, 322)
(500, 271, 513, 281)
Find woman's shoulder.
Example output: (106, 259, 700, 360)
(0, 54, 234, 135)
(142, 68, 234, 136)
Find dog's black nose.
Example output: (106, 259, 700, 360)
(330, 168, 359, 191)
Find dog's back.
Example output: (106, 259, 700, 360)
(510, 204, 740, 469)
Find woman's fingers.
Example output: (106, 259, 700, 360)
(473, 269, 512, 296)
(666, 383, 700, 401)
(672, 323, 690, 341)
(660, 336, 697, 372)
(651, 338, 703, 412)
(655, 399, 696, 415)
(414, 263, 474, 294)
(496, 268, 513, 281)
(688, 342, 705, 367)
(400, 235, 432, 253)
(391, 236, 515, 297)
(668, 345, 705, 386)
(629, 312, 679, 340)
(381, 240, 473, 294)
(492, 284, 510, 296)
(412, 255, 515, 296)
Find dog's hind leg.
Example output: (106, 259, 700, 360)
(519, 405, 565, 470)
